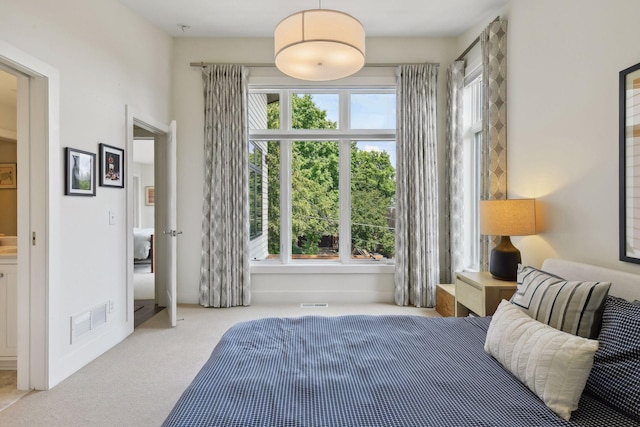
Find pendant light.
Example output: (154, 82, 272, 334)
(274, 4, 365, 81)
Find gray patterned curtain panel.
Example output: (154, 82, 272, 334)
(479, 20, 508, 272)
(199, 64, 251, 308)
(444, 60, 465, 284)
(394, 63, 440, 308)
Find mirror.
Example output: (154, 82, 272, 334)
(620, 61, 640, 263)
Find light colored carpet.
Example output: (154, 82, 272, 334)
(0, 302, 439, 426)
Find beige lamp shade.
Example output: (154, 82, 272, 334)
(480, 199, 536, 236)
(274, 9, 365, 81)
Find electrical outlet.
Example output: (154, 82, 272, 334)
(108, 211, 116, 225)
(108, 300, 115, 313)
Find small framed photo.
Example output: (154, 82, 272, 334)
(145, 186, 155, 206)
(65, 147, 96, 196)
(99, 143, 124, 188)
(0, 163, 17, 189)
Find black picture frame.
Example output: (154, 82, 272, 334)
(99, 143, 125, 188)
(619, 61, 640, 264)
(65, 147, 96, 196)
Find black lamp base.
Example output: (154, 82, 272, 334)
(489, 236, 521, 281)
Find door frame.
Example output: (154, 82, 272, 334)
(0, 41, 59, 390)
(125, 106, 175, 326)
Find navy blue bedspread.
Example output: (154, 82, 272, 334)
(163, 315, 639, 427)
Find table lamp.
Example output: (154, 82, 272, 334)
(479, 199, 536, 281)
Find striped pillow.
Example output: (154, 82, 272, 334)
(510, 265, 611, 339)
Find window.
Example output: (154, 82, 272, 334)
(249, 89, 396, 263)
(462, 71, 483, 270)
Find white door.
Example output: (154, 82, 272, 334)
(163, 120, 179, 327)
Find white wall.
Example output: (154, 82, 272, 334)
(0, 103, 16, 139)
(172, 37, 458, 304)
(0, 0, 172, 387)
(133, 162, 155, 228)
(506, 0, 640, 275)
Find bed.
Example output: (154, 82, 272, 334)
(163, 259, 640, 426)
(133, 227, 155, 272)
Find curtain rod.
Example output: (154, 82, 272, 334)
(189, 62, 427, 68)
(455, 16, 500, 62)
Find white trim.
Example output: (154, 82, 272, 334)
(338, 140, 351, 263)
(251, 263, 394, 275)
(248, 66, 397, 87)
(280, 140, 292, 261)
(0, 40, 60, 391)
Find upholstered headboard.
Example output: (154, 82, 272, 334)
(541, 259, 640, 302)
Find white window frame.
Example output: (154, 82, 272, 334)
(249, 87, 396, 267)
(462, 65, 483, 272)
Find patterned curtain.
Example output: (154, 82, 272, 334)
(200, 65, 251, 307)
(479, 20, 508, 272)
(394, 63, 440, 307)
(443, 60, 465, 283)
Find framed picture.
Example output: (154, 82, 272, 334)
(65, 147, 96, 196)
(145, 186, 155, 206)
(620, 61, 640, 263)
(99, 143, 124, 188)
(0, 163, 17, 189)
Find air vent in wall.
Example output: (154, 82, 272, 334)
(300, 303, 329, 309)
(70, 303, 109, 344)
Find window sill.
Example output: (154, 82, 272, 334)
(250, 261, 395, 275)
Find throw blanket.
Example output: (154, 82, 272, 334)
(163, 315, 637, 427)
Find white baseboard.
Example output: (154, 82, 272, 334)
(0, 357, 17, 370)
(252, 290, 394, 305)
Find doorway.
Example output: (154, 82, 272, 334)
(0, 42, 53, 392)
(0, 65, 28, 409)
(125, 107, 178, 329)
(132, 131, 162, 327)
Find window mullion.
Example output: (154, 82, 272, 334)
(281, 139, 292, 263)
(339, 139, 351, 263)
(279, 91, 292, 263)
(281, 90, 291, 131)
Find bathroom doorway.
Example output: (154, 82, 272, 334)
(0, 67, 25, 409)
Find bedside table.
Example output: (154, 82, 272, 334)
(435, 284, 456, 317)
(455, 271, 517, 317)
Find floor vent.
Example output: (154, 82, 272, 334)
(300, 303, 329, 309)
(70, 303, 108, 344)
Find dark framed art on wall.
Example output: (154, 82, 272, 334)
(65, 147, 96, 196)
(620, 61, 640, 263)
(99, 143, 124, 188)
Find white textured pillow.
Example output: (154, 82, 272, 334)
(485, 300, 599, 420)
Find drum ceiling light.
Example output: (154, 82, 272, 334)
(274, 9, 366, 81)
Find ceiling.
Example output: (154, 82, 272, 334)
(117, 0, 509, 38)
(1, 1, 510, 112)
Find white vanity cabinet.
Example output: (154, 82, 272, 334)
(0, 260, 17, 367)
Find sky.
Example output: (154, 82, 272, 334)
(306, 93, 396, 168)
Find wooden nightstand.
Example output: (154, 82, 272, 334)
(455, 271, 517, 317)
(435, 284, 456, 317)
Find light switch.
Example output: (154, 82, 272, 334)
(109, 211, 116, 225)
